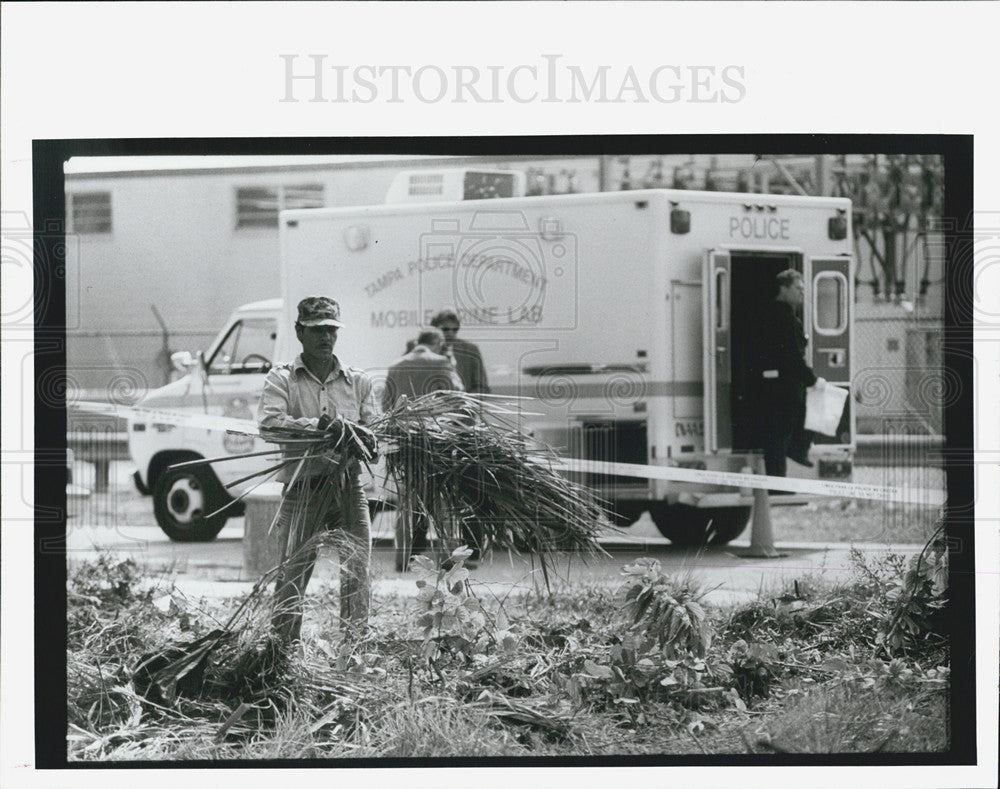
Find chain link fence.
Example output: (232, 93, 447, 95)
(853, 313, 944, 438)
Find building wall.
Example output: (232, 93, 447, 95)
(66, 161, 413, 392)
(62, 154, 681, 391)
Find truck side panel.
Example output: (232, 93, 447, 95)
(278, 189, 853, 512)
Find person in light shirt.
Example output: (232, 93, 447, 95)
(258, 296, 377, 645)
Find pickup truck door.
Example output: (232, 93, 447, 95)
(202, 316, 277, 453)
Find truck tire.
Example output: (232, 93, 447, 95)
(153, 465, 230, 542)
(606, 500, 647, 528)
(649, 503, 751, 546)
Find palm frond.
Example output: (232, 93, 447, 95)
(372, 391, 611, 562)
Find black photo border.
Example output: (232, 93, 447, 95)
(33, 134, 975, 770)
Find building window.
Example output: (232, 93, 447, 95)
(70, 192, 112, 234)
(235, 184, 324, 229)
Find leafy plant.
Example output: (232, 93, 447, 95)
(725, 639, 781, 701)
(412, 546, 491, 665)
(552, 560, 725, 726)
(621, 558, 712, 658)
(878, 524, 948, 659)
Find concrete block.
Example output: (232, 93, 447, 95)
(242, 482, 285, 578)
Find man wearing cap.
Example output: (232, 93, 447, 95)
(430, 309, 490, 395)
(382, 328, 464, 572)
(258, 296, 378, 645)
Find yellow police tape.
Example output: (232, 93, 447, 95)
(75, 401, 945, 507)
(75, 401, 261, 436)
(554, 458, 945, 507)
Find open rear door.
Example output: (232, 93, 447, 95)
(703, 250, 732, 452)
(805, 255, 854, 445)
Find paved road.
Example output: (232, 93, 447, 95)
(64, 460, 928, 607)
(65, 510, 923, 610)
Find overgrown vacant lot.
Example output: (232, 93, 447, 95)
(67, 539, 949, 762)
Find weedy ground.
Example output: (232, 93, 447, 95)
(768, 496, 941, 545)
(66, 542, 949, 761)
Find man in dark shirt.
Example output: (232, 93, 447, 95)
(753, 269, 817, 480)
(382, 328, 463, 409)
(428, 310, 490, 565)
(382, 328, 463, 571)
(430, 309, 490, 394)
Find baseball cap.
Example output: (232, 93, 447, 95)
(297, 296, 343, 327)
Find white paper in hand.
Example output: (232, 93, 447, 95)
(804, 383, 849, 436)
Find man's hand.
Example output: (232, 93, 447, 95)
(317, 414, 345, 443)
(349, 423, 379, 463)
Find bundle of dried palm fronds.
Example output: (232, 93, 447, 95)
(130, 532, 348, 714)
(187, 390, 611, 565)
(131, 559, 288, 711)
(370, 391, 610, 563)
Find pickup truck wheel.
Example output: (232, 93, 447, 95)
(153, 465, 229, 542)
(649, 503, 751, 546)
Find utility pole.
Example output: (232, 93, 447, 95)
(815, 155, 832, 196)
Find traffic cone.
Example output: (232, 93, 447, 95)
(740, 457, 788, 559)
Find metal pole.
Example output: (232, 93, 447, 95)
(598, 155, 610, 192)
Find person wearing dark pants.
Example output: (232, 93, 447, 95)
(753, 270, 818, 488)
(258, 296, 378, 645)
(382, 328, 464, 571)
(430, 309, 489, 560)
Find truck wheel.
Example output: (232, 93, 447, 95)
(153, 465, 230, 542)
(649, 503, 752, 546)
(606, 500, 647, 528)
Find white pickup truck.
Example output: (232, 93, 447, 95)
(130, 298, 282, 540)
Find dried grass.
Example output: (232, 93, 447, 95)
(67, 541, 950, 760)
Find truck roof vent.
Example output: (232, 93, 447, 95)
(406, 173, 445, 197)
(385, 169, 526, 204)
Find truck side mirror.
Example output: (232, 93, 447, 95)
(170, 350, 196, 373)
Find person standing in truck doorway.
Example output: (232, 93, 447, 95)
(382, 328, 464, 572)
(258, 296, 378, 646)
(430, 308, 490, 395)
(753, 269, 821, 484)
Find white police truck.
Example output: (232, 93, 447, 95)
(134, 170, 855, 543)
